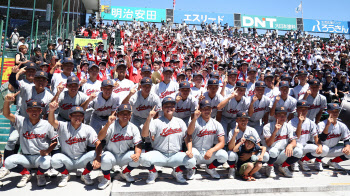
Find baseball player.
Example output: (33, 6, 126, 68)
(123, 77, 161, 152)
(227, 111, 269, 179)
(190, 73, 206, 99)
(289, 100, 328, 172)
(153, 67, 179, 102)
(217, 81, 249, 141)
(113, 63, 136, 104)
(48, 103, 101, 187)
(2, 97, 58, 188)
(186, 99, 228, 179)
(264, 73, 280, 99)
(263, 106, 302, 178)
(83, 79, 121, 132)
(247, 81, 270, 140)
(269, 81, 297, 122)
(170, 81, 198, 126)
(302, 79, 327, 124)
(245, 67, 257, 97)
(290, 70, 309, 100)
(220, 69, 238, 97)
(317, 103, 350, 171)
(96, 104, 142, 189)
(51, 57, 76, 95)
(52, 76, 88, 121)
(199, 78, 224, 122)
(141, 97, 196, 184)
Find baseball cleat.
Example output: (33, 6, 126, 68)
(186, 168, 195, 180)
(327, 160, 346, 171)
(81, 173, 94, 185)
(112, 165, 122, 173)
(253, 171, 262, 179)
(98, 177, 111, 190)
(228, 167, 236, 179)
(172, 170, 187, 183)
(58, 174, 70, 187)
(291, 163, 300, 172)
(146, 171, 158, 184)
(205, 167, 220, 179)
(266, 166, 276, 178)
(278, 166, 293, 178)
(314, 161, 323, 171)
(17, 174, 31, 188)
(45, 168, 59, 177)
(0, 167, 10, 179)
(37, 174, 46, 187)
(76, 168, 84, 177)
(298, 160, 310, 171)
(120, 172, 135, 182)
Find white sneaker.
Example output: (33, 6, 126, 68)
(76, 168, 84, 177)
(0, 167, 10, 179)
(45, 168, 59, 177)
(278, 166, 293, 178)
(120, 172, 135, 182)
(327, 160, 346, 171)
(172, 169, 187, 183)
(222, 162, 230, 169)
(266, 166, 276, 178)
(17, 174, 31, 188)
(98, 177, 111, 190)
(298, 160, 310, 171)
(58, 174, 70, 187)
(146, 171, 158, 184)
(186, 168, 195, 180)
(228, 168, 236, 179)
(205, 167, 220, 179)
(315, 161, 323, 171)
(112, 165, 122, 173)
(291, 163, 300, 172)
(37, 174, 46, 187)
(253, 171, 262, 179)
(81, 173, 94, 185)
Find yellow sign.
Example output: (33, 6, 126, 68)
(74, 38, 105, 49)
(1, 58, 15, 84)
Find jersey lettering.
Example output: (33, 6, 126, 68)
(110, 134, 133, 142)
(197, 129, 217, 137)
(65, 137, 87, 145)
(96, 106, 113, 112)
(274, 134, 288, 142)
(160, 91, 176, 98)
(326, 133, 341, 140)
(160, 128, 182, 137)
(175, 107, 191, 113)
(136, 105, 152, 111)
(23, 131, 46, 139)
(113, 87, 130, 94)
(61, 103, 76, 110)
(254, 107, 266, 113)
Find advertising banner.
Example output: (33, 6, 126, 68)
(304, 19, 349, 34)
(101, 6, 166, 23)
(241, 15, 297, 30)
(173, 10, 234, 26)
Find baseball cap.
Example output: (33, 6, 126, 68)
(62, 57, 74, 64)
(27, 100, 42, 109)
(34, 71, 48, 79)
(279, 81, 289, 88)
(255, 81, 266, 88)
(99, 61, 107, 66)
(141, 77, 152, 86)
(141, 65, 152, 72)
(297, 100, 310, 108)
(69, 106, 85, 115)
(237, 111, 250, 118)
(117, 63, 127, 68)
(163, 67, 174, 73)
(179, 81, 190, 89)
(247, 66, 257, 73)
(281, 73, 291, 80)
(25, 62, 36, 70)
(88, 63, 99, 70)
(245, 135, 257, 144)
(193, 72, 203, 78)
(177, 72, 185, 78)
(133, 58, 142, 63)
(81, 61, 89, 66)
(308, 79, 320, 86)
(162, 97, 176, 106)
(228, 69, 238, 75)
(67, 76, 79, 85)
(265, 73, 274, 78)
(200, 99, 211, 108)
(207, 78, 219, 86)
(236, 81, 247, 88)
(297, 70, 308, 76)
(275, 106, 287, 113)
(118, 104, 132, 113)
(39, 62, 49, 67)
(210, 71, 220, 78)
(327, 103, 340, 111)
(185, 66, 192, 71)
(101, 79, 114, 87)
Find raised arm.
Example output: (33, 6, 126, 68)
(48, 101, 59, 129)
(3, 91, 20, 123)
(141, 106, 157, 137)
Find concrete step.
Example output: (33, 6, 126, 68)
(0, 118, 10, 123)
(0, 129, 10, 134)
(0, 135, 9, 142)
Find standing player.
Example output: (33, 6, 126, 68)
(290, 70, 309, 100)
(302, 79, 327, 124)
(113, 63, 135, 104)
(245, 67, 257, 97)
(317, 103, 350, 170)
(97, 104, 142, 189)
(186, 99, 228, 179)
(289, 100, 328, 171)
(2, 96, 58, 187)
(141, 97, 196, 184)
(51, 57, 76, 95)
(191, 73, 206, 99)
(200, 78, 224, 122)
(264, 73, 279, 99)
(220, 69, 238, 97)
(48, 103, 101, 187)
(153, 67, 179, 101)
(217, 81, 249, 141)
(263, 106, 302, 178)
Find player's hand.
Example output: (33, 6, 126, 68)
(49, 101, 59, 112)
(258, 155, 263, 161)
(151, 135, 155, 141)
(193, 105, 201, 120)
(18, 67, 26, 75)
(4, 91, 20, 102)
(108, 111, 117, 124)
(285, 145, 294, 157)
(198, 92, 205, 102)
(305, 88, 311, 96)
(12, 65, 20, 73)
(342, 146, 350, 155)
(275, 96, 281, 102)
(186, 150, 193, 158)
(252, 95, 259, 103)
(316, 145, 323, 155)
(57, 82, 65, 93)
(298, 113, 305, 124)
(113, 81, 120, 89)
(80, 78, 87, 86)
(155, 78, 160, 84)
(275, 119, 282, 132)
(130, 153, 140, 162)
(229, 89, 238, 99)
(148, 105, 157, 119)
(176, 92, 182, 103)
(129, 86, 137, 96)
(92, 158, 101, 170)
(39, 150, 49, 156)
(204, 149, 213, 160)
(234, 125, 240, 135)
(89, 92, 97, 101)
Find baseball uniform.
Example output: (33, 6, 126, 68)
(245, 82, 255, 97)
(51, 72, 76, 95)
(203, 92, 224, 118)
(290, 83, 309, 100)
(169, 92, 198, 126)
(190, 86, 206, 99)
(268, 96, 297, 122)
(304, 94, 327, 121)
(153, 81, 179, 102)
(81, 79, 101, 124)
(247, 95, 270, 136)
(113, 78, 136, 105)
(57, 91, 88, 121)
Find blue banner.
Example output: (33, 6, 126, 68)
(304, 19, 349, 34)
(173, 10, 234, 26)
